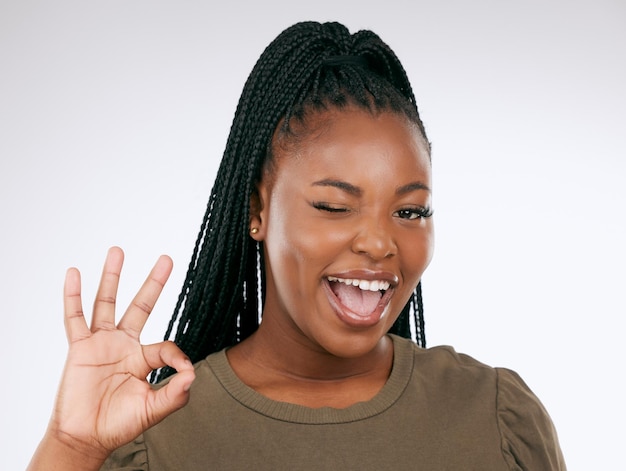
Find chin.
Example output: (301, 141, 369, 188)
(313, 328, 391, 360)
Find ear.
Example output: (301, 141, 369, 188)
(249, 181, 269, 241)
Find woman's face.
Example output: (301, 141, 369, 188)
(251, 107, 434, 358)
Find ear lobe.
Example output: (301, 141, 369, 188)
(249, 186, 266, 240)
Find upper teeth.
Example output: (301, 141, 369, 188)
(327, 276, 390, 292)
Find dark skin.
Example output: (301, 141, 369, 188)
(28, 106, 433, 469)
(228, 107, 434, 408)
(226, 318, 394, 408)
(28, 249, 195, 471)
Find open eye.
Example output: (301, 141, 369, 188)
(394, 206, 433, 220)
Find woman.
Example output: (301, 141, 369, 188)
(28, 21, 566, 470)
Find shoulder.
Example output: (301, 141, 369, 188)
(393, 336, 503, 429)
(392, 334, 491, 369)
(397, 337, 547, 400)
(399, 336, 556, 424)
(394, 335, 497, 387)
(393, 336, 566, 469)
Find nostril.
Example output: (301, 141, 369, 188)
(351, 228, 397, 260)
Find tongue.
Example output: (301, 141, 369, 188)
(331, 282, 382, 317)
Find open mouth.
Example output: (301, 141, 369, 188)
(327, 276, 392, 319)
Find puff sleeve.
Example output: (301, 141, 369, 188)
(99, 435, 149, 471)
(496, 368, 566, 470)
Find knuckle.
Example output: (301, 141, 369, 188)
(96, 295, 116, 305)
(66, 308, 85, 319)
(132, 300, 153, 315)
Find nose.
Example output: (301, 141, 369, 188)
(351, 218, 398, 260)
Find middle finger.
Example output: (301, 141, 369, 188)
(91, 246, 125, 332)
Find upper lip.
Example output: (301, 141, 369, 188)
(325, 269, 399, 288)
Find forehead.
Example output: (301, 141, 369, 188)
(268, 107, 431, 186)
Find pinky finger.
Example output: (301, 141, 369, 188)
(63, 267, 91, 344)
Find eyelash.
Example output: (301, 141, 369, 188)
(312, 202, 433, 220)
(394, 206, 434, 220)
(312, 202, 349, 213)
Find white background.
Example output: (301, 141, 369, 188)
(2, 1, 624, 469)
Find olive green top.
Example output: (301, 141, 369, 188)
(102, 335, 565, 470)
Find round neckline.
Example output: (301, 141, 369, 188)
(205, 334, 415, 424)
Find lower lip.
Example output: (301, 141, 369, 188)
(323, 279, 393, 328)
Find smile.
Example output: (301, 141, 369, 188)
(324, 275, 395, 328)
(326, 276, 391, 292)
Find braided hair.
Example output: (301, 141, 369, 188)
(154, 21, 430, 382)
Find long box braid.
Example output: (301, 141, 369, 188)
(154, 21, 431, 382)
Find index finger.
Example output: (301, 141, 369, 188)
(117, 255, 173, 339)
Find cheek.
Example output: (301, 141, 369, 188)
(400, 222, 435, 275)
(265, 194, 349, 266)
(422, 222, 435, 264)
(263, 199, 330, 278)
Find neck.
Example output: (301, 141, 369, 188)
(226, 318, 394, 408)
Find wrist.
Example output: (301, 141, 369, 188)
(28, 428, 110, 471)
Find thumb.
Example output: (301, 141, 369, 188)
(148, 369, 196, 425)
(142, 341, 196, 425)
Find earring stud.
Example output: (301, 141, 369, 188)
(250, 227, 259, 234)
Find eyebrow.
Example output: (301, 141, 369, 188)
(312, 179, 431, 196)
(312, 179, 362, 196)
(395, 181, 431, 195)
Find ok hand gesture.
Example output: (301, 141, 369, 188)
(28, 247, 195, 470)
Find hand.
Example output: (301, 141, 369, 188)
(38, 247, 195, 465)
